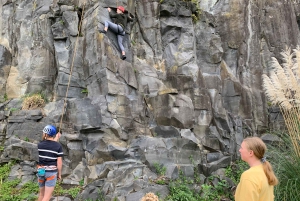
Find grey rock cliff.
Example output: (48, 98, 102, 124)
(0, 0, 297, 200)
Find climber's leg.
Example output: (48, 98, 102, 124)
(117, 34, 126, 60)
(106, 21, 119, 33)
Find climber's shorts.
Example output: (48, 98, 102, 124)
(38, 171, 57, 187)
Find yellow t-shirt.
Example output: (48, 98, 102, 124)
(235, 164, 274, 201)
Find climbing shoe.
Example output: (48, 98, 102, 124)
(121, 55, 126, 60)
(99, 30, 107, 34)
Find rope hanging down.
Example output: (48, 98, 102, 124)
(58, 3, 85, 132)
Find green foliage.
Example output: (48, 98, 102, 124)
(0, 161, 83, 200)
(180, 0, 202, 23)
(168, 182, 198, 201)
(4, 93, 8, 101)
(268, 132, 300, 201)
(225, 160, 248, 184)
(156, 179, 166, 185)
(0, 178, 39, 201)
(10, 108, 19, 112)
(54, 182, 82, 198)
(17, 182, 39, 201)
(97, 190, 105, 201)
(201, 184, 213, 200)
(166, 168, 233, 201)
(81, 88, 88, 94)
(153, 162, 166, 176)
(0, 161, 38, 201)
(67, 186, 81, 198)
(0, 161, 15, 182)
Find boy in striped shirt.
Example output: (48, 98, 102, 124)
(37, 125, 63, 201)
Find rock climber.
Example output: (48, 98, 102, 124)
(99, 6, 134, 60)
(37, 125, 63, 201)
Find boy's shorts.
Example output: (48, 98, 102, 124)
(38, 171, 57, 187)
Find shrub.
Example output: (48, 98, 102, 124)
(225, 160, 248, 185)
(22, 93, 45, 110)
(141, 192, 159, 201)
(166, 169, 233, 201)
(153, 162, 166, 176)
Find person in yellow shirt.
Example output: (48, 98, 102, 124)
(235, 137, 278, 201)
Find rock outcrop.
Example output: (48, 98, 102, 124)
(0, 0, 298, 200)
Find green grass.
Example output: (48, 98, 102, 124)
(0, 161, 82, 200)
(0, 161, 39, 201)
(268, 132, 300, 201)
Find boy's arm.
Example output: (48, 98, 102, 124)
(57, 157, 62, 179)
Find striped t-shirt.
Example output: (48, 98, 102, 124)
(38, 140, 63, 166)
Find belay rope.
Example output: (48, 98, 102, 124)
(58, 3, 85, 133)
(56, 3, 86, 200)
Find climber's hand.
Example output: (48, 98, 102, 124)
(107, 7, 111, 12)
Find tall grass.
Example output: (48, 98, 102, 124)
(268, 132, 300, 201)
(263, 46, 300, 156)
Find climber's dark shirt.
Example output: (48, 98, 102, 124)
(109, 12, 133, 29)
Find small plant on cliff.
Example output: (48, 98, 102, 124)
(22, 93, 45, 110)
(181, 0, 202, 23)
(4, 93, 8, 101)
(10, 108, 19, 112)
(153, 162, 167, 176)
(81, 88, 88, 94)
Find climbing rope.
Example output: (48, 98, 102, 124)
(58, 2, 85, 133)
(56, 4, 86, 201)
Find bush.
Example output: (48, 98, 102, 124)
(166, 169, 233, 201)
(141, 192, 159, 201)
(225, 160, 248, 185)
(22, 93, 45, 110)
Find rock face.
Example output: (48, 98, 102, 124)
(0, 0, 297, 200)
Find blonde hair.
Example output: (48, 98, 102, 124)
(243, 137, 278, 186)
(41, 133, 56, 141)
